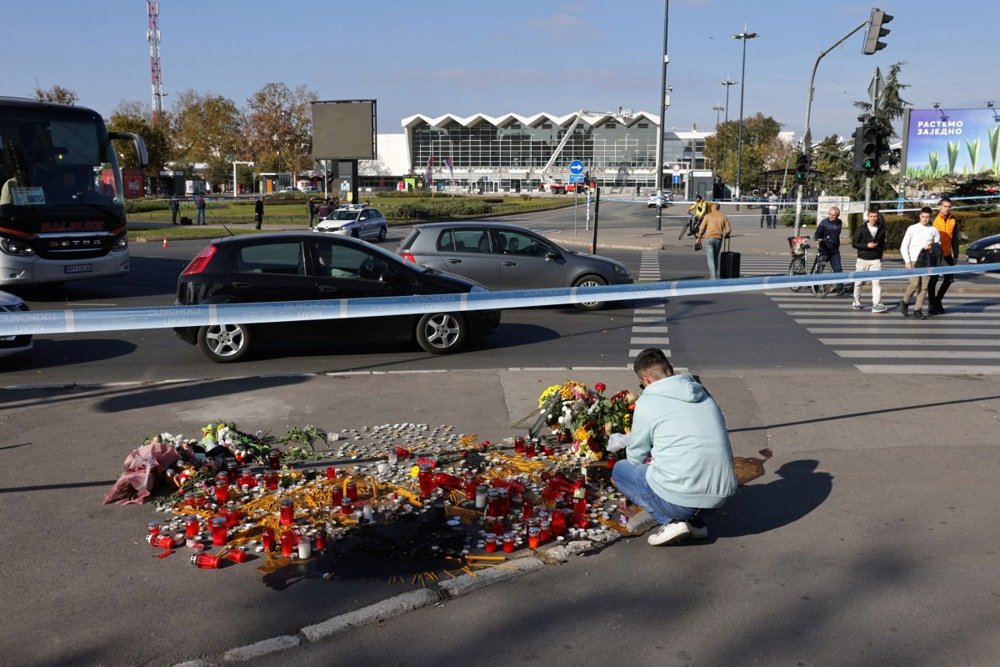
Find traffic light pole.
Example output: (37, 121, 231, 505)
(794, 19, 867, 236)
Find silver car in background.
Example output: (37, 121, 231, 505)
(314, 205, 388, 242)
(397, 221, 631, 310)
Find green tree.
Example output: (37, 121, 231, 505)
(107, 101, 171, 175)
(705, 113, 784, 192)
(33, 85, 78, 105)
(170, 90, 245, 186)
(244, 83, 317, 181)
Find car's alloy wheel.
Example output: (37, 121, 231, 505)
(377, 226, 387, 242)
(573, 274, 608, 311)
(197, 323, 252, 362)
(415, 312, 466, 354)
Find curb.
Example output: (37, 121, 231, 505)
(199, 555, 550, 665)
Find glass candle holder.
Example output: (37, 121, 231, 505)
(226, 548, 250, 564)
(417, 463, 435, 498)
(264, 472, 279, 491)
(191, 552, 221, 569)
(280, 529, 295, 557)
(484, 533, 497, 553)
(209, 516, 228, 546)
(475, 484, 488, 509)
(528, 525, 541, 549)
(185, 516, 200, 538)
(147, 520, 162, 536)
(261, 527, 275, 552)
(213, 479, 229, 504)
(279, 498, 294, 525)
(502, 531, 516, 553)
(268, 449, 282, 470)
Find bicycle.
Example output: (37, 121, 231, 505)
(787, 235, 833, 296)
(678, 214, 700, 240)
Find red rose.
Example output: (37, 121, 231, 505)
(595, 383, 606, 393)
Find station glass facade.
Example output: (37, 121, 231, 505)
(400, 112, 707, 193)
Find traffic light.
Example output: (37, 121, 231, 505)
(794, 153, 809, 183)
(863, 8, 893, 55)
(853, 121, 879, 173)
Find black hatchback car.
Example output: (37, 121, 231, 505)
(966, 233, 1000, 266)
(174, 233, 500, 362)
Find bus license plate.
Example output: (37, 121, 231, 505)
(65, 264, 94, 274)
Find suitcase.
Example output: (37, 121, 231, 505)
(719, 237, 740, 279)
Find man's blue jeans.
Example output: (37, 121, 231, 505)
(704, 237, 722, 279)
(612, 460, 697, 525)
(819, 250, 843, 290)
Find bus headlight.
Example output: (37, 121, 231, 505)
(111, 233, 128, 251)
(0, 238, 36, 256)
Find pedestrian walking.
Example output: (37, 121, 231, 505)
(767, 191, 779, 228)
(169, 194, 179, 224)
(926, 197, 959, 315)
(307, 197, 316, 228)
(195, 193, 206, 225)
(611, 348, 737, 546)
(694, 202, 732, 280)
(899, 207, 942, 320)
(317, 198, 332, 220)
(254, 197, 264, 230)
(851, 206, 887, 312)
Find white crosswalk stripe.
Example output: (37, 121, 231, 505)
(629, 251, 670, 362)
(766, 291, 1000, 374)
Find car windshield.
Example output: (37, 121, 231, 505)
(329, 210, 360, 220)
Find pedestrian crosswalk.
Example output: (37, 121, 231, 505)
(767, 291, 1000, 374)
(629, 251, 670, 362)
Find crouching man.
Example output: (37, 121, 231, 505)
(612, 348, 738, 546)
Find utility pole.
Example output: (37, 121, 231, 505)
(654, 0, 670, 231)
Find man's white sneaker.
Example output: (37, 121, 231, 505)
(647, 520, 691, 546)
(871, 303, 887, 313)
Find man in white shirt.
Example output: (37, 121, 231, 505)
(898, 207, 942, 320)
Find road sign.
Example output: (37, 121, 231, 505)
(569, 160, 585, 175)
(672, 174, 681, 184)
(569, 174, 585, 183)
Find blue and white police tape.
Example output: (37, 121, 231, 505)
(1, 262, 997, 337)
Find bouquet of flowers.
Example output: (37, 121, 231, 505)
(538, 382, 637, 461)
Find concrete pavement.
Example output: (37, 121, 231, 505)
(2, 365, 998, 666)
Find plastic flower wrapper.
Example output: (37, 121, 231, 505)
(103, 441, 181, 505)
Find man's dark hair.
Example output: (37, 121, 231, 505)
(633, 347, 674, 376)
(939, 196, 952, 205)
(868, 205, 880, 214)
(920, 206, 933, 215)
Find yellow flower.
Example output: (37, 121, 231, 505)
(538, 384, 562, 409)
(575, 426, 591, 443)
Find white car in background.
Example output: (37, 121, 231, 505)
(646, 190, 672, 207)
(314, 206, 388, 242)
(0, 291, 32, 358)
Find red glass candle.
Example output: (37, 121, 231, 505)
(345, 480, 358, 501)
(551, 509, 567, 536)
(280, 529, 295, 557)
(185, 516, 200, 538)
(226, 460, 238, 483)
(237, 472, 256, 489)
(330, 485, 344, 507)
(214, 479, 229, 504)
(210, 516, 228, 546)
(514, 437, 525, 454)
(340, 497, 353, 515)
(497, 487, 511, 516)
(268, 449, 282, 469)
(525, 440, 536, 458)
(484, 533, 497, 553)
(492, 517, 505, 536)
(225, 502, 242, 528)
(191, 552, 221, 569)
(147, 520, 161, 536)
(539, 519, 552, 542)
(147, 533, 173, 549)
(279, 498, 294, 525)
(528, 526, 541, 549)
(325, 466, 337, 480)
(264, 472, 279, 491)
(521, 501, 534, 520)
(502, 531, 516, 553)
(543, 441, 555, 456)
(261, 527, 275, 552)
(226, 548, 250, 563)
(417, 463, 434, 498)
(314, 531, 327, 552)
(464, 471, 477, 500)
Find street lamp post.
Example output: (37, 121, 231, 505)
(732, 30, 757, 210)
(720, 79, 736, 197)
(654, 0, 670, 231)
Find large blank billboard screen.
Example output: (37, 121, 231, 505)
(312, 100, 376, 160)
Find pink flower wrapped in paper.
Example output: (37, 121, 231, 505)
(103, 441, 181, 505)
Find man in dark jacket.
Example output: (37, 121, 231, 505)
(851, 206, 887, 312)
(254, 197, 264, 230)
(814, 206, 847, 295)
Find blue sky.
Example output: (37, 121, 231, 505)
(1, 0, 995, 142)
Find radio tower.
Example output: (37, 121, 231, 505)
(147, 0, 164, 121)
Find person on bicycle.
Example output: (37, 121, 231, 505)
(687, 195, 708, 236)
(814, 206, 847, 295)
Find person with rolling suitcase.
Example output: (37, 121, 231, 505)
(719, 235, 741, 279)
(695, 202, 732, 280)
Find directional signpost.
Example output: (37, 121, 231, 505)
(569, 160, 586, 232)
